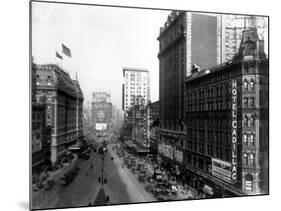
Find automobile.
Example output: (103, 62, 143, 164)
(78, 153, 90, 160)
(60, 167, 80, 186)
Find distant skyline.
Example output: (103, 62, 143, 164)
(32, 2, 170, 110)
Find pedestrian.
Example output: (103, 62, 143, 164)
(106, 195, 110, 204)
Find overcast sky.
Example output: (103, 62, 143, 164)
(32, 2, 170, 110)
(32, 2, 268, 111)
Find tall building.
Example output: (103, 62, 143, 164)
(147, 101, 160, 156)
(32, 62, 51, 172)
(183, 29, 268, 196)
(217, 14, 268, 63)
(73, 80, 84, 145)
(34, 64, 84, 164)
(122, 67, 150, 111)
(157, 11, 268, 197)
(157, 11, 219, 170)
(91, 90, 112, 131)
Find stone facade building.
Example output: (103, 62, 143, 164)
(34, 64, 84, 164)
(157, 11, 219, 171)
(184, 29, 268, 196)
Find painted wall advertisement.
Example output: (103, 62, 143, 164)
(95, 123, 107, 131)
(175, 150, 183, 163)
(231, 80, 238, 183)
(163, 144, 173, 160)
(212, 158, 232, 183)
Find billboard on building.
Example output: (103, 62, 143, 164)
(175, 150, 183, 163)
(163, 144, 173, 160)
(212, 158, 232, 183)
(96, 123, 107, 131)
(96, 109, 106, 123)
(92, 91, 111, 103)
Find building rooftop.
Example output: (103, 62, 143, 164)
(122, 67, 149, 76)
(34, 63, 83, 99)
(158, 10, 184, 39)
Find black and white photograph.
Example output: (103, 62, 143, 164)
(30, 0, 269, 210)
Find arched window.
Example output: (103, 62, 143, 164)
(243, 97, 248, 108)
(244, 153, 248, 165)
(249, 115, 255, 127)
(243, 134, 248, 144)
(250, 134, 255, 145)
(245, 174, 253, 191)
(244, 79, 248, 90)
(249, 153, 255, 166)
(250, 79, 255, 90)
(244, 115, 248, 127)
(250, 97, 255, 108)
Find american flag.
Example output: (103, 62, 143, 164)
(62, 43, 72, 57)
(56, 51, 63, 59)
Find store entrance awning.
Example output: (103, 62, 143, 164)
(68, 144, 81, 151)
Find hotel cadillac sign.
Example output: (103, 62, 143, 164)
(231, 80, 238, 183)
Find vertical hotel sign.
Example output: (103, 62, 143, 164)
(231, 80, 238, 183)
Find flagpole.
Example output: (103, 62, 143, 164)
(60, 41, 63, 71)
(55, 50, 59, 67)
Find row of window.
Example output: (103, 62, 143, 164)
(243, 114, 255, 127)
(32, 122, 42, 130)
(243, 133, 255, 146)
(126, 82, 146, 86)
(243, 152, 255, 166)
(186, 143, 232, 162)
(187, 99, 232, 112)
(125, 94, 146, 98)
(243, 79, 255, 90)
(187, 117, 232, 128)
(243, 63, 256, 73)
(32, 142, 41, 152)
(243, 97, 255, 108)
(187, 129, 232, 144)
(125, 73, 146, 82)
(187, 114, 255, 128)
(187, 84, 230, 101)
(187, 78, 256, 102)
(125, 86, 146, 90)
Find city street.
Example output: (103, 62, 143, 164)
(32, 141, 156, 210)
(30, 4, 269, 210)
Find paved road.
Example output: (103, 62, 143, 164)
(32, 143, 155, 210)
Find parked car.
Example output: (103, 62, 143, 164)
(60, 167, 80, 186)
(78, 153, 90, 160)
